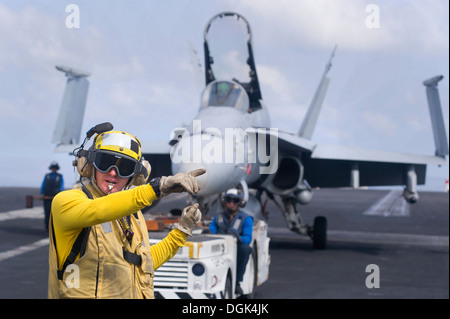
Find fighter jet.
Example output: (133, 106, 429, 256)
(53, 12, 448, 249)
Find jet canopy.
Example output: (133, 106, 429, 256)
(200, 80, 249, 112)
(203, 12, 262, 111)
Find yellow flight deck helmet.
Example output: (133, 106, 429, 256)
(76, 130, 150, 187)
(94, 130, 142, 162)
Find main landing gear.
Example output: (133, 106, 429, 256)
(280, 196, 327, 249)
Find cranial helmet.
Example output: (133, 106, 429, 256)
(75, 130, 151, 187)
(49, 161, 60, 170)
(225, 188, 243, 199)
(94, 130, 142, 161)
(221, 187, 246, 207)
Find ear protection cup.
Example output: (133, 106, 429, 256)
(76, 155, 94, 178)
(142, 160, 151, 182)
(219, 193, 226, 208)
(130, 160, 151, 186)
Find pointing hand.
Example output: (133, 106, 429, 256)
(159, 168, 206, 197)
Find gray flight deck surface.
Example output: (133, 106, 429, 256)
(0, 187, 448, 299)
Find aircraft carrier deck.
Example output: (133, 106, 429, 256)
(0, 187, 448, 300)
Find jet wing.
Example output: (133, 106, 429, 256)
(273, 129, 316, 153)
(311, 143, 445, 165)
(274, 132, 445, 188)
(256, 128, 445, 189)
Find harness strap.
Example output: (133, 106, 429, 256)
(122, 247, 142, 266)
(57, 227, 90, 280)
(56, 186, 93, 280)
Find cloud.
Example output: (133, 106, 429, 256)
(0, 4, 105, 73)
(258, 64, 297, 103)
(239, 0, 449, 52)
(362, 110, 398, 137)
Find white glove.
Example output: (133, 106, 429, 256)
(159, 168, 206, 197)
(176, 203, 202, 236)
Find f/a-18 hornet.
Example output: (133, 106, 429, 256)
(53, 12, 448, 249)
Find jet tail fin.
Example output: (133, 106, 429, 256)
(52, 65, 90, 152)
(298, 45, 337, 139)
(423, 75, 449, 158)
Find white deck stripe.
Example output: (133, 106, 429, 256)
(0, 207, 48, 262)
(362, 190, 410, 217)
(0, 207, 44, 222)
(0, 238, 49, 262)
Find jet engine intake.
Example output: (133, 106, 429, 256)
(261, 156, 304, 196)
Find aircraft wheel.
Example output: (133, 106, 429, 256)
(313, 216, 327, 249)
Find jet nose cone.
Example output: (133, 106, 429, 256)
(170, 134, 247, 196)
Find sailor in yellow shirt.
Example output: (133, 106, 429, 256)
(48, 126, 205, 299)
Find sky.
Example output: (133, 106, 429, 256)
(0, 0, 448, 192)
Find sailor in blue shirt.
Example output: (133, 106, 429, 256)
(40, 161, 64, 230)
(209, 188, 253, 295)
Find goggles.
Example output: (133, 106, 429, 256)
(224, 196, 241, 204)
(93, 151, 139, 178)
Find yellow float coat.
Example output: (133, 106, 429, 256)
(48, 182, 187, 298)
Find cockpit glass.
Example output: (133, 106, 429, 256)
(205, 13, 251, 84)
(200, 81, 249, 111)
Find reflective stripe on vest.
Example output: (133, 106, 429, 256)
(216, 210, 248, 235)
